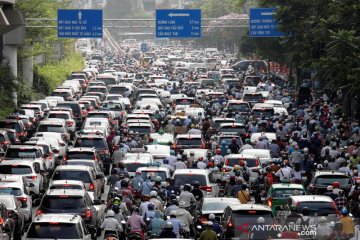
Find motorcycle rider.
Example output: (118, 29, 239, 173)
(176, 201, 193, 238)
(208, 214, 221, 234)
(150, 190, 164, 212)
(198, 221, 217, 240)
(179, 184, 197, 208)
(126, 207, 146, 239)
(149, 211, 165, 237)
(191, 181, 204, 201)
(166, 211, 183, 238)
(159, 222, 176, 238)
(101, 210, 123, 237)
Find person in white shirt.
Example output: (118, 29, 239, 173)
(275, 164, 292, 181)
(197, 157, 207, 169)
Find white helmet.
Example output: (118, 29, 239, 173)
(106, 210, 115, 218)
(257, 217, 265, 224)
(208, 213, 215, 220)
(303, 148, 309, 153)
(150, 191, 158, 197)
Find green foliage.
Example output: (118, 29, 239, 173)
(34, 52, 85, 95)
(192, 0, 245, 18)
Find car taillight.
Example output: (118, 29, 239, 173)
(36, 209, 42, 216)
(67, 121, 74, 127)
(255, 160, 259, 166)
(172, 144, 177, 149)
(200, 186, 212, 192)
(0, 141, 9, 145)
(227, 219, 234, 228)
(27, 176, 37, 180)
(81, 110, 87, 115)
(201, 143, 206, 149)
(89, 107, 94, 111)
(18, 197, 27, 203)
(89, 183, 95, 190)
(221, 168, 230, 172)
(82, 209, 92, 218)
(199, 215, 208, 224)
(268, 197, 272, 207)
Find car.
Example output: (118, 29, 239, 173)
(24, 140, 56, 172)
(56, 102, 84, 128)
(65, 147, 100, 161)
(308, 170, 353, 195)
(266, 183, 306, 215)
(144, 144, 171, 163)
(51, 165, 102, 199)
(0, 119, 27, 142)
(149, 132, 174, 145)
(36, 119, 70, 142)
(0, 128, 20, 144)
(241, 149, 272, 167)
(281, 195, 339, 225)
(46, 110, 76, 136)
(173, 134, 206, 151)
(0, 160, 46, 198)
(193, 197, 240, 237)
(250, 132, 277, 144)
(137, 165, 171, 185)
(64, 160, 105, 193)
(0, 195, 25, 239)
(123, 153, 154, 177)
(25, 214, 96, 240)
(217, 123, 249, 140)
(242, 92, 265, 106)
(0, 175, 33, 221)
(172, 169, 220, 198)
(225, 100, 251, 115)
(221, 204, 275, 240)
(35, 189, 103, 232)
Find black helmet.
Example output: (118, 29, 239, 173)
(171, 199, 178, 206)
(121, 180, 128, 188)
(184, 184, 192, 192)
(112, 204, 120, 214)
(302, 207, 310, 216)
(192, 181, 200, 188)
(147, 203, 155, 211)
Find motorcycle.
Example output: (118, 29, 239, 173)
(104, 230, 120, 240)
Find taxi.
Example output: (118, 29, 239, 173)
(266, 182, 306, 215)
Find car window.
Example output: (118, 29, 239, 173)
(5, 148, 41, 158)
(219, 127, 246, 134)
(0, 165, 32, 174)
(272, 189, 305, 199)
(128, 126, 151, 134)
(202, 200, 238, 212)
(27, 223, 81, 239)
(314, 175, 351, 186)
(48, 113, 70, 120)
(0, 188, 22, 197)
(123, 163, 147, 172)
(52, 170, 92, 183)
(38, 125, 64, 133)
(174, 174, 207, 186)
(243, 94, 263, 101)
(176, 138, 202, 145)
(67, 152, 94, 160)
(42, 196, 85, 209)
(297, 202, 336, 216)
(140, 171, 167, 181)
(74, 138, 107, 149)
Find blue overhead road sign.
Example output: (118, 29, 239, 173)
(156, 9, 201, 38)
(249, 8, 284, 37)
(58, 9, 103, 38)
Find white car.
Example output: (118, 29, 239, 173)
(123, 153, 154, 177)
(172, 169, 220, 197)
(46, 110, 76, 135)
(145, 144, 171, 163)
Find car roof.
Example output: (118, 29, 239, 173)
(50, 180, 85, 186)
(290, 195, 334, 202)
(314, 170, 350, 176)
(203, 197, 240, 203)
(225, 154, 258, 159)
(55, 165, 93, 171)
(0, 160, 35, 166)
(271, 183, 305, 190)
(137, 166, 170, 172)
(45, 188, 86, 196)
(228, 204, 272, 211)
(67, 147, 96, 152)
(176, 134, 202, 138)
(33, 214, 82, 223)
(173, 169, 210, 175)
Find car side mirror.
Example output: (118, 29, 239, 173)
(96, 174, 102, 180)
(28, 183, 35, 188)
(93, 199, 104, 205)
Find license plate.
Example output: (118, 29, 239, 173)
(261, 197, 266, 201)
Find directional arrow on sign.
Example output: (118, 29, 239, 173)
(78, 11, 82, 20)
(168, 13, 190, 17)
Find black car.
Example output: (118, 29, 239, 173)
(308, 170, 353, 195)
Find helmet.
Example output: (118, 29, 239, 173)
(233, 165, 240, 171)
(332, 182, 340, 188)
(240, 160, 245, 167)
(303, 148, 309, 153)
(165, 221, 173, 229)
(245, 139, 251, 144)
(209, 213, 215, 220)
(150, 191, 158, 197)
(184, 184, 192, 191)
(163, 159, 169, 164)
(341, 208, 348, 215)
(206, 221, 213, 227)
(192, 181, 200, 188)
(155, 176, 162, 183)
(302, 207, 310, 216)
(147, 203, 155, 211)
(143, 195, 150, 201)
(319, 216, 327, 223)
(216, 149, 222, 155)
(257, 217, 265, 224)
(190, 124, 195, 128)
(198, 157, 203, 161)
(327, 185, 334, 191)
(170, 211, 177, 217)
(171, 199, 178, 206)
(106, 210, 115, 218)
(159, 129, 164, 135)
(208, 162, 214, 168)
(170, 150, 175, 155)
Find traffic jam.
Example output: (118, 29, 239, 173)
(0, 38, 358, 240)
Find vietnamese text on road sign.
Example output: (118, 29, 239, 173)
(58, 9, 103, 38)
(249, 8, 284, 37)
(156, 9, 201, 38)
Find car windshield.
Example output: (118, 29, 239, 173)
(220, 127, 246, 134)
(213, 120, 235, 129)
(227, 158, 259, 168)
(97, 78, 116, 85)
(102, 102, 123, 110)
(297, 202, 337, 216)
(0, 187, 22, 196)
(0, 122, 21, 132)
(243, 94, 263, 101)
(88, 113, 109, 118)
(52, 170, 91, 183)
(74, 138, 107, 149)
(252, 109, 274, 117)
(66, 161, 95, 168)
(27, 223, 80, 239)
(0, 165, 32, 174)
(50, 185, 83, 190)
(110, 87, 128, 94)
(48, 113, 70, 120)
(314, 176, 350, 186)
(174, 174, 207, 187)
(232, 211, 273, 239)
(128, 127, 151, 134)
(38, 125, 64, 133)
(88, 87, 107, 93)
(245, 77, 260, 86)
(5, 148, 40, 158)
(176, 138, 202, 146)
(228, 104, 250, 112)
(175, 99, 194, 105)
(272, 189, 306, 199)
(123, 163, 147, 172)
(67, 152, 94, 160)
(141, 171, 167, 181)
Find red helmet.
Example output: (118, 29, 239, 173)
(240, 160, 245, 167)
(216, 149, 222, 154)
(207, 162, 214, 168)
(198, 157, 203, 161)
(332, 182, 340, 188)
